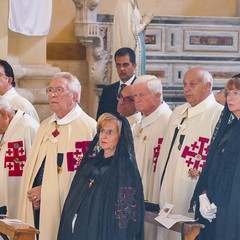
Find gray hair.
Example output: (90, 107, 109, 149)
(134, 75, 163, 101)
(0, 97, 14, 114)
(53, 72, 81, 103)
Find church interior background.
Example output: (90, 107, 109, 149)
(1, 0, 240, 121)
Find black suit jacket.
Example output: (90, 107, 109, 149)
(96, 77, 137, 120)
(96, 81, 120, 120)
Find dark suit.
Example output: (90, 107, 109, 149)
(96, 77, 136, 120)
(96, 81, 120, 120)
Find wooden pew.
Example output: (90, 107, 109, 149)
(145, 211, 204, 240)
(0, 219, 39, 240)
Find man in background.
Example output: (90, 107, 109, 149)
(0, 60, 39, 122)
(133, 75, 172, 239)
(96, 47, 136, 119)
(117, 85, 141, 133)
(156, 68, 223, 240)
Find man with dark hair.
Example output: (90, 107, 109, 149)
(96, 47, 137, 119)
(0, 60, 39, 122)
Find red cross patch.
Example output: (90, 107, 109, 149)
(153, 138, 163, 172)
(181, 137, 210, 172)
(4, 141, 26, 177)
(66, 141, 91, 171)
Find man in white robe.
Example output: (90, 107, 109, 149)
(18, 72, 96, 240)
(155, 68, 223, 240)
(0, 97, 39, 219)
(133, 75, 172, 240)
(0, 60, 39, 122)
(117, 85, 141, 133)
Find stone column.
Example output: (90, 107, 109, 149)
(1, 1, 60, 121)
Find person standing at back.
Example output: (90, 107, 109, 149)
(96, 47, 137, 119)
(133, 75, 172, 240)
(117, 85, 141, 133)
(0, 60, 40, 122)
(155, 68, 223, 240)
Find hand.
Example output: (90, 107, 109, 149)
(199, 193, 217, 222)
(27, 186, 42, 210)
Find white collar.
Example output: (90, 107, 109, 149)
(48, 104, 83, 125)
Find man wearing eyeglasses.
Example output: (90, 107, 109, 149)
(117, 85, 141, 133)
(0, 60, 39, 122)
(19, 72, 97, 240)
(96, 47, 137, 120)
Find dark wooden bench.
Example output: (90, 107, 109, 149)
(0, 220, 39, 240)
(145, 211, 204, 240)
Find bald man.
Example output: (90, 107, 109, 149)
(155, 68, 223, 240)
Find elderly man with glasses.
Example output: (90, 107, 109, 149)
(117, 85, 141, 133)
(18, 72, 97, 240)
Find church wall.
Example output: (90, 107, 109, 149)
(46, 0, 238, 118)
(98, 0, 236, 17)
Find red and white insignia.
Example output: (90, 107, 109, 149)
(4, 141, 26, 177)
(181, 137, 210, 176)
(67, 141, 91, 172)
(153, 138, 163, 172)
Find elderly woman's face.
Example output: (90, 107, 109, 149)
(226, 86, 240, 119)
(98, 119, 120, 157)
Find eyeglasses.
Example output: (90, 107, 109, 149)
(116, 93, 134, 104)
(46, 87, 69, 95)
(97, 129, 118, 137)
(224, 90, 240, 99)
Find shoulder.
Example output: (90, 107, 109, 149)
(102, 82, 119, 91)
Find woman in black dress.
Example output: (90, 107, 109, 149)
(57, 113, 144, 240)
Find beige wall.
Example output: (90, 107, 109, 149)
(48, 0, 77, 43)
(48, 0, 237, 45)
(98, 0, 236, 17)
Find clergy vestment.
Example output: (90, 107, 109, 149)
(18, 105, 96, 240)
(0, 110, 39, 218)
(126, 111, 142, 134)
(3, 88, 39, 122)
(134, 101, 172, 202)
(156, 94, 223, 240)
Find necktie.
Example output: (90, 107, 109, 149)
(119, 83, 127, 93)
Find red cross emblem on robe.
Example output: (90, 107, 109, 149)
(4, 141, 26, 177)
(67, 141, 91, 171)
(181, 136, 210, 172)
(153, 138, 163, 172)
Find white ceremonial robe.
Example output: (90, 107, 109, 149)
(19, 105, 96, 240)
(156, 94, 223, 240)
(9, 0, 52, 36)
(0, 110, 39, 218)
(126, 111, 142, 135)
(134, 102, 171, 240)
(134, 102, 172, 202)
(3, 88, 39, 122)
